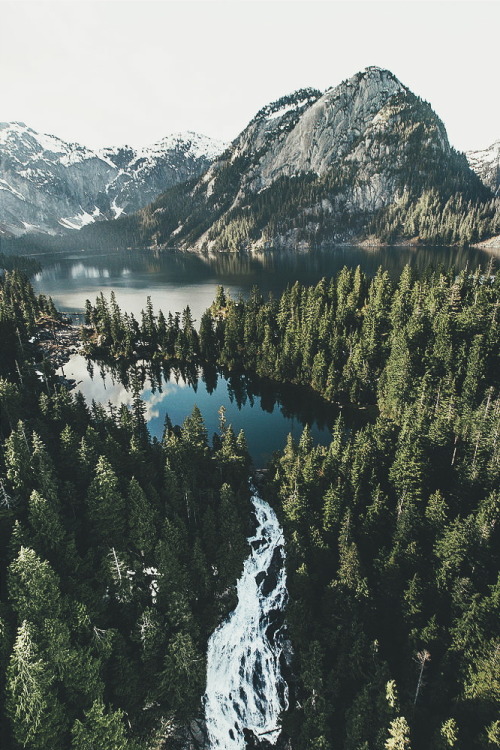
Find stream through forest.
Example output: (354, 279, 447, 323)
(204, 491, 289, 749)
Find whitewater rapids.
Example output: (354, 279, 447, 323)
(204, 492, 289, 749)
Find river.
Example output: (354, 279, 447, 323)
(204, 491, 288, 749)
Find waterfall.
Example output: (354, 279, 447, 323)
(204, 491, 289, 749)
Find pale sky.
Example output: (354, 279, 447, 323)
(1, 0, 499, 153)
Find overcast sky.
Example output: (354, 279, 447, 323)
(1, 0, 499, 153)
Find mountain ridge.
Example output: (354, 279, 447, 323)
(3, 67, 499, 252)
(0, 122, 227, 236)
(133, 66, 497, 252)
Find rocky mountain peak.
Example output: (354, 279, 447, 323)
(259, 66, 406, 180)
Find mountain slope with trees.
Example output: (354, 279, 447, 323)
(129, 67, 499, 251)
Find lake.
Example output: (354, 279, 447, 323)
(60, 355, 357, 466)
(39, 244, 493, 462)
(32, 244, 494, 323)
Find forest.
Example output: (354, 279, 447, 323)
(0, 262, 499, 750)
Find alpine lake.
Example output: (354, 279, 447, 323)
(32, 243, 495, 465)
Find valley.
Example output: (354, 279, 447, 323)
(0, 59, 499, 750)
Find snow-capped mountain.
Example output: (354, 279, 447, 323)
(133, 66, 489, 252)
(0, 122, 227, 235)
(100, 132, 228, 221)
(466, 141, 500, 195)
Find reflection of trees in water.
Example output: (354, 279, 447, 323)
(185, 244, 493, 283)
(38, 245, 494, 313)
(82, 357, 377, 436)
(224, 371, 373, 433)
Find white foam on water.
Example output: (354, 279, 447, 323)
(204, 492, 288, 749)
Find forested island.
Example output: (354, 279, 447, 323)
(0, 262, 498, 750)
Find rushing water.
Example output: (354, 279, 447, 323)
(205, 492, 288, 749)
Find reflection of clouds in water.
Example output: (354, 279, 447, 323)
(70, 264, 110, 280)
(142, 381, 189, 421)
(86, 379, 133, 411)
(142, 389, 167, 421)
(62, 355, 189, 422)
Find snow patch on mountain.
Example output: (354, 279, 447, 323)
(467, 141, 500, 195)
(0, 122, 227, 235)
(59, 207, 102, 230)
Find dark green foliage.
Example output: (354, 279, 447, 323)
(371, 190, 500, 246)
(251, 267, 500, 750)
(81, 292, 199, 364)
(193, 266, 500, 425)
(265, 404, 498, 748)
(0, 273, 252, 749)
(0, 390, 251, 748)
(1, 267, 499, 750)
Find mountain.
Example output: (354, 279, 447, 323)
(0, 122, 226, 236)
(130, 66, 497, 251)
(98, 132, 228, 218)
(467, 140, 500, 195)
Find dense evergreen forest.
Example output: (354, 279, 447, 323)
(0, 270, 252, 749)
(1, 262, 499, 750)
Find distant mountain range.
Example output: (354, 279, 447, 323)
(466, 141, 500, 196)
(0, 123, 227, 236)
(2, 67, 499, 250)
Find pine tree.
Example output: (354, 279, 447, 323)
(71, 700, 132, 750)
(86, 456, 126, 546)
(6, 620, 66, 749)
(385, 717, 412, 750)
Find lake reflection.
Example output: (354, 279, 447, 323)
(33, 244, 494, 321)
(61, 354, 359, 466)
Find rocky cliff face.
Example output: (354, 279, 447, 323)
(198, 68, 407, 208)
(243, 68, 406, 188)
(467, 141, 500, 195)
(142, 66, 485, 252)
(0, 123, 226, 236)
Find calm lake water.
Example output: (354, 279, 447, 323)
(61, 355, 354, 466)
(42, 244, 493, 461)
(33, 244, 494, 322)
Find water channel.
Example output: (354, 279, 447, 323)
(204, 491, 288, 748)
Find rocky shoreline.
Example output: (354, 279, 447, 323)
(35, 316, 82, 381)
